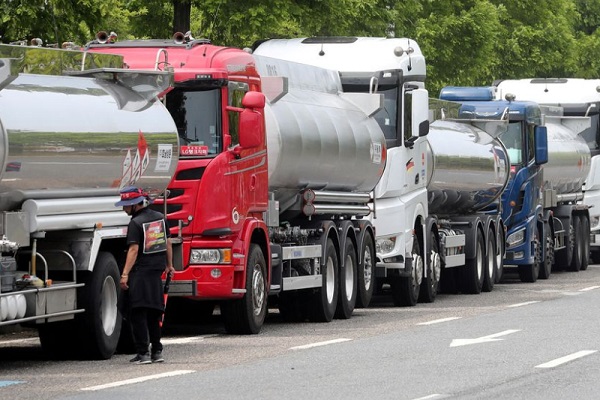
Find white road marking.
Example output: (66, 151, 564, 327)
(450, 329, 520, 347)
(417, 317, 462, 325)
(80, 370, 195, 391)
(562, 292, 583, 296)
(0, 337, 39, 346)
(290, 338, 352, 350)
(535, 350, 597, 369)
(412, 394, 450, 400)
(161, 336, 207, 345)
(507, 301, 540, 308)
(579, 286, 600, 292)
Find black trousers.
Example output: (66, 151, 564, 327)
(130, 307, 163, 355)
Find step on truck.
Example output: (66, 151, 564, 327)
(441, 86, 592, 281)
(253, 37, 508, 304)
(88, 33, 387, 332)
(0, 43, 179, 359)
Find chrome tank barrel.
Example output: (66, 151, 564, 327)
(426, 120, 509, 215)
(543, 120, 591, 195)
(0, 73, 179, 211)
(257, 57, 386, 206)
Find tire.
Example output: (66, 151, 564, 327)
(538, 226, 554, 280)
(581, 215, 590, 271)
(222, 244, 267, 334)
(460, 231, 485, 294)
(335, 240, 357, 319)
(391, 235, 422, 306)
(309, 238, 339, 322)
(356, 231, 375, 308)
(568, 215, 583, 272)
(482, 228, 496, 292)
(518, 229, 540, 283)
(419, 229, 440, 303)
(78, 251, 122, 359)
(555, 218, 574, 270)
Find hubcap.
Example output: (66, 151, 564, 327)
(344, 253, 355, 301)
(326, 256, 335, 303)
(363, 245, 373, 290)
(252, 265, 265, 316)
(413, 253, 423, 287)
(101, 276, 118, 336)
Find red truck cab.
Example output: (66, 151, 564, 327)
(88, 36, 271, 334)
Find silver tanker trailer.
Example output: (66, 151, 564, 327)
(252, 38, 507, 308)
(254, 55, 386, 320)
(0, 44, 178, 359)
(426, 117, 509, 295)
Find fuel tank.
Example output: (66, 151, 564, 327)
(543, 119, 591, 195)
(0, 73, 179, 211)
(427, 119, 509, 215)
(255, 56, 386, 207)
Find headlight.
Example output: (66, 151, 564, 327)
(376, 237, 396, 255)
(507, 229, 525, 247)
(190, 248, 232, 264)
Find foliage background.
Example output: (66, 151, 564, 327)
(1, 0, 599, 95)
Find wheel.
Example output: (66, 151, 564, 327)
(460, 231, 485, 294)
(538, 226, 554, 280)
(222, 244, 267, 334)
(309, 238, 339, 322)
(568, 215, 583, 272)
(391, 234, 422, 306)
(335, 239, 357, 319)
(495, 228, 505, 283)
(482, 228, 496, 292)
(78, 251, 122, 359)
(518, 229, 540, 282)
(419, 229, 440, 303)
(555, 218, 575, 270)
(356, 231, 375, 308)
(581, 215, 590, 271)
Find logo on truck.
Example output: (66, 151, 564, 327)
(120, 131, 150, 188)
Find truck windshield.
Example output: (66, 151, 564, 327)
(165, 88, 221, 156)
(372, 87, 398, 141)
(500, 122, 523, 165)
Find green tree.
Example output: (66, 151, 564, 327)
(0, 0, 133, 47)
(409, 0, 502, 96)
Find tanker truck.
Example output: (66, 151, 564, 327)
(492, 79, 597, 267)
(87, 34, 386, 333)
(490, 80, 593, 271)
(252, 38, 508, 305)
(0, 44, 179, 359)
(441, 86, 592, 278)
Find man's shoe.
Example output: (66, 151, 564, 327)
(151, 351, 164, 363)
(130, 353, 151, 364)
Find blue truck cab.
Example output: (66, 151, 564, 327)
(439, 86, 550, 282)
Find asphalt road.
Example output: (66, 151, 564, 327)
(2, 265, 600, 400)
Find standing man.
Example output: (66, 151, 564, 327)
(116, 186, 174, 365)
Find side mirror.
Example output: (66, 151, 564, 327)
(239, 91, 266, 149)
(534, 125, 548, 165)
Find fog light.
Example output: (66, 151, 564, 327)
(210, 268, 222, 278)
(514, 251, 524, 259)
